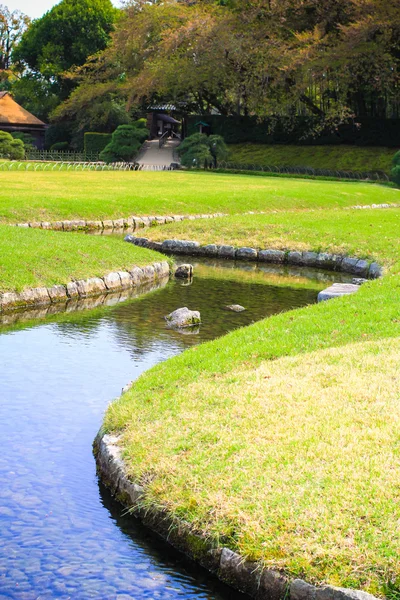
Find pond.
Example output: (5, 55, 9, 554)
(0, 258, 351, 599)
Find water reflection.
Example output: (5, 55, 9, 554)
(0, 259, 345, 599)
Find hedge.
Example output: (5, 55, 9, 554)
(84, 132, 113, 156)
(184, 115, 400, 147)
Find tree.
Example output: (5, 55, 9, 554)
(13, 0, 117, 97)
(99, 123, 148, 163)
(0, 5, 30, 70)
(178, 133, 228, 168)
(0, 130, 24, 159)
(391, 151, 400, 187)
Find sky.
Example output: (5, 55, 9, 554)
(6, 0, 121, 19)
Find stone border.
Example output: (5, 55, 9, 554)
(95, 433, 378, 600)
(14, 213, 227, 231)
(125, 236, 383, 280)
(0, 260, 170, 313)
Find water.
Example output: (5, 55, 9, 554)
(0, 259, 348, 599)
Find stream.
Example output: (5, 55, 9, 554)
(0, 257, 351, 599)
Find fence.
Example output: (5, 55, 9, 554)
(0, 161, 178, 172)
(215, 161, 390, 182)
(26, 150, 100, 162)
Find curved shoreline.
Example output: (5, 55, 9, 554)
(0, 260, 170, 313)
(94, 433, 378, 600)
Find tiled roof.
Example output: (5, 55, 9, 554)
(0, 92, 46, 126)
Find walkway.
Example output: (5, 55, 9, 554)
(137, 138, 180, 168)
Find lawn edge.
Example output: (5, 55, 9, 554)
(0, 260, 170, 313)
(94, 433, 379, 600)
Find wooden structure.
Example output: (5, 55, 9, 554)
(0, 92, 47, 148)
(146, 112, 181, 140)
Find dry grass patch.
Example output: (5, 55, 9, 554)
(109, 338, 400, 595)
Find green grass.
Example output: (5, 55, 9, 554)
(104, 205, 400, 597)
(0, 170, 398, 224)
(0, 226, 163, 292)
(145, 208, 400, 271)
(228, 144, 396, 173)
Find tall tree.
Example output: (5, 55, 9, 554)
(0, 5, 30, 70)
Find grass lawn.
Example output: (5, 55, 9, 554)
(228, 144, 396, 173)
(144, 208, 400, 271)
(0, 226, 162, 292)
(104, 205, 400, 597)
(0, 170, 399, 224)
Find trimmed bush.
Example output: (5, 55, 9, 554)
(178, 133, 228, 168)
(0, 131, 25, 160)
(50, 141, 70, 151)
(84, 132, 113, 156)
(99, 124, 149, 163)
(391, 150, 400, 186)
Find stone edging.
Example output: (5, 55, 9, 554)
(125, 236, 383, 279)
(0, 260, 170, 313)
(94, 433, 379, 600)
(14, 213, 227, 231)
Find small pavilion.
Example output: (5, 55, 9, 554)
(0, 92, 47, 148)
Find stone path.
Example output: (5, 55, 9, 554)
(137, 139, 180, 167)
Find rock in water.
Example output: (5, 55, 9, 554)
(225, 305, 246, 312)
(165, 307, 201, 328)
(174, 264, 194, 279)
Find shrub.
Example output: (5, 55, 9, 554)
(99, 124, 149, 163)
(50, 141, 70, 151)
(0, 131, 25, 159)
(84, 132, 112, 155)
(11, 132, 35, 151)
(391, 150, 400, 186)
(178, 133, 228, 168)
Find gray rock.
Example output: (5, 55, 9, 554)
(165, 307, 201, 328)
(369, 262, 383, 279)
(302, 251, 319, 267)
(103, 272, 121, 291)
(162, 239, 200, 254)
(66, 281, 79, 299)
(85, 220, 103, 230)
(225, 305, 245, 312)
(218, 245, 236, 259)
(147, 241, 163, 252)
(129, 267, 144, 285)
(316, 586, 378, 600)
(236, 247, 258, 261)
(219, 548, 259, 596)
(318, 283, 360, 302)
(141, 265, 155, 281)
(0, 292, 22, 310)
(47, 285, 68, 303)
(353, 259, 369, 276)
(113, 218, 125, 229)
(352, 278, 368, 286)
(287, 251, 303, 265)
(175, 264, 194, 279)
(102, 219, 114, 229)
(76, 277, 106, 297)
(259, 569, 289, 600)
(118, 272, 133, 289)
(201, 244, 219, 256)
(258, 249, 285, 263)
(17, 287, 50, 307)
(153, 261, 170, 278)
(341, 257, 359, 273)
(291, 579, 317, 600)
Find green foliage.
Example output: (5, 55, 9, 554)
(132, 118, 148, 129)
(11, 73, 60, 122)
(84, 132, 112, 155)
(390, 151, 400, 186)
(11, 132, 35, 151)
(50, 141, 70, 151)
(45, 122, 73, 150)
(0, 130, 24, 159)
(99, 124, 148, 163)
(178, 133, 228, 168)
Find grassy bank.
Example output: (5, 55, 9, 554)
(104, 207, 400, 596)
(144, 208, 400, 271)
(0, 171, 398, 224)
(0, 226, 162, 292)
(228, 144, 396, 173)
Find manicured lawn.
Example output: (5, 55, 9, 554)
(144, 208, 400, 271)
(228, 144, 396, 173)
(104, 205, 400, 597)
(0, 170, 398, 224)
(0, 226, 162, 292)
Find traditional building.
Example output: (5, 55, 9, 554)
(0, 92, 47, 148)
